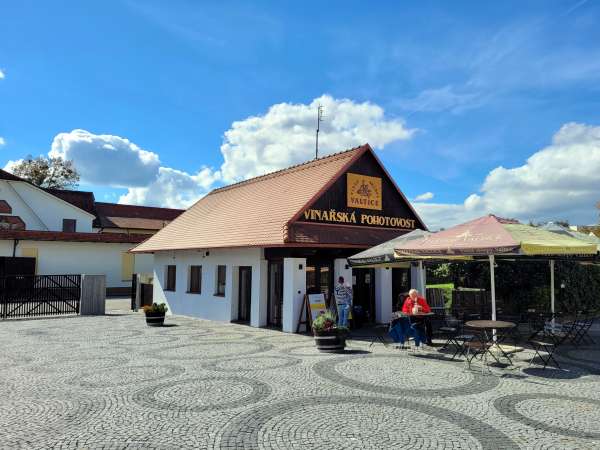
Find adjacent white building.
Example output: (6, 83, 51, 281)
(133, 144, 428, 332)
(0, 169, 183, 294)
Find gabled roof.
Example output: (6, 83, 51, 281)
(0, 169, 25, 182)
(133, 144, 426, 253)
(45, 188, 97, 214)
(0, 169, 96, 219)
(94, 202, 183, 230)
(133, 145, 367, 252)
(1, 169, 182, 231)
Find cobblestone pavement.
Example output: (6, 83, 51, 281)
(1, 313, 600, 449)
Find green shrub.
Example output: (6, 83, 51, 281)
(312, 311, 348, 334)
(143, 303, 168, 314)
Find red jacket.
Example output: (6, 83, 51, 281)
(402, 296, 431, 314)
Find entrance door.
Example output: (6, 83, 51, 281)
(352, 268, 376, 324)
(306, 262, 333, 305)
(267, 261, 283, 328)
(238, 266, 252, 323)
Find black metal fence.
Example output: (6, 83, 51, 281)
(0, 274, 81, 319)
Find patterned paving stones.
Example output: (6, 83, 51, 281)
(1, 312, 599, 449)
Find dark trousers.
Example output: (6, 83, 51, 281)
(412, 317, 433, 345)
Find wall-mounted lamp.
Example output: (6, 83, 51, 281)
(299, 264, 303, 270)
(345, 264, 349, 270)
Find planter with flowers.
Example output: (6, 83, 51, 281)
(142, 303, 168, 327)
(312, 311, 348, 353)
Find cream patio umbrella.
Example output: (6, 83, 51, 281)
(394, 215, 598, 320)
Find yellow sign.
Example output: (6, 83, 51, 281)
(347, 173, 382, 210)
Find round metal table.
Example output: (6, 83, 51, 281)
(465, 320, 516, 330)
(465, 320, 517, 365)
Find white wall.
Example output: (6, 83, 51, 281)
(152, 247, 263, 323)
(0, 239, 144, 288)
(250, 259, 268, 328)
(410, 262, 427, 294)
(0, 180, 95, 232)
(282, 257, 307, 333)
(334, 258, 352, 286)
(375, 267, 393, 323)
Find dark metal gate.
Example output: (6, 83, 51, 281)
(0, 274, 82, 319)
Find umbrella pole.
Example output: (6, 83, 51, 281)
(489, 255, 497, 342)
(419, 260, 426, 295)
(550, 259, 555, 324)
(489, 255, 496, 321)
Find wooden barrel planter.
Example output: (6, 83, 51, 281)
(314, 331, 346, 353)
(145, 311, 165, 327)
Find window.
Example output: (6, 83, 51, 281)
(62, 219, 77, 232)
(188, 265, 202, 294)
(215, 265, 226, 296)
(121, 252, 135, 281)
(165, 265, 176, 291)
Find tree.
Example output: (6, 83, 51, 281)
(11, 155, 80, 189)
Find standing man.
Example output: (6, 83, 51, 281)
(334, 276, 352, 328)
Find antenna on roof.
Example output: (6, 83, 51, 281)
(315, 105, 324, 159)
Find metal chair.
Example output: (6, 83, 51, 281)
(570, 313, 595, 346)
(527, 321, 576, 369)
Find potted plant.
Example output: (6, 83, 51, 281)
(312, 311, 348, 353)
(142, 303, 168, 327)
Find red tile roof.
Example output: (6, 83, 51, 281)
(0, 200, 12, 214)
(0, 229, 149, 244)
(45, 188, 97, 214)
(133, 145, 374, 252)
(0, 169, 25, 182)
(94, 202, 184, 231)
(1, 169, 182, 232)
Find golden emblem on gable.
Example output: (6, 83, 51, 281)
(347, 173, 382, 210)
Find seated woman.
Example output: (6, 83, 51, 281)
(402, 289, 431, 314)
(401, 289, 432, 345)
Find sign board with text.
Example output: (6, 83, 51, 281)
(307, 293, 327, 322)
(296, 149, 424, 231)
(347, 173, 382, 210)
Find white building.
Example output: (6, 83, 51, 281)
(0, 169, 183, 294)
(133, 144, 428, 332)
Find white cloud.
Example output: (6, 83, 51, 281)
(3, 159, 22, 172)
(415, 122, 600, 230)
(0, 137, 5, 146)
(118, 166, 220, 209)
(34, 95, 412, 208)
(414, 192, 434, 201)
(399, 85, 482, 114)
(0, 69, 4, 80)
(49, 129, 161, 187)
(220, 94, 414, 182)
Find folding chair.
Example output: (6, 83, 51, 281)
(437, 315, 461, 350)
(527, 321, 574, 369)
(437, 315, 475, 359)
(369, 323, 391, 349)
(464, 334, 497, 374)
(571, 315, 595, 346)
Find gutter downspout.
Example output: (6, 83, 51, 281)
(12, 239, 19, 257)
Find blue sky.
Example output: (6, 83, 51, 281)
(1, 1, 600, 228)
